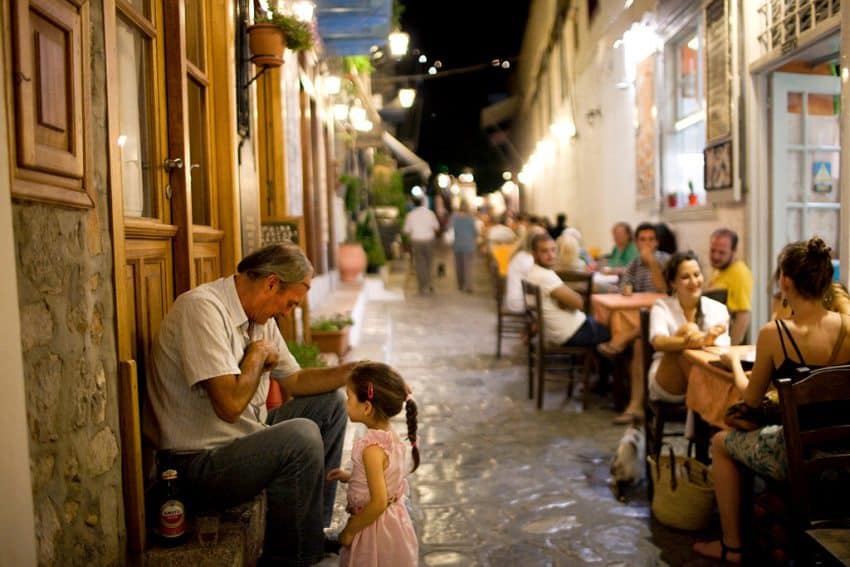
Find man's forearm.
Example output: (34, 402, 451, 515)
(650, 263, 666, 293)
(730, 311, 751, 345)
(281, 361, 358, 397)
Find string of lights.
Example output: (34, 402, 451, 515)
(370, 57, 516, 83)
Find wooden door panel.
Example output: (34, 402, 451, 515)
(125, 239, 173, 386)
(193, 235, 222, 285)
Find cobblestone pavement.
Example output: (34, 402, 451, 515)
(329, 246, 724, 566)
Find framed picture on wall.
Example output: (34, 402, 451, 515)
(704, 139, 733, 191)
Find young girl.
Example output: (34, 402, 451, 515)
(326, 362, 419, 566)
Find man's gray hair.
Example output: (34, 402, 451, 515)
(237, 243, 314, 286)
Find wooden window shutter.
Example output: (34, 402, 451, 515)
(9, 0, 93, 208)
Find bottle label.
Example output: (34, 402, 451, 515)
(160, 500, 186, 538)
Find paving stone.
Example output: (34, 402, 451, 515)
(334, 247, 711, 566)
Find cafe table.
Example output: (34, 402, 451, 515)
(683, 345, 755, 428)
(591, 292, 666, 408)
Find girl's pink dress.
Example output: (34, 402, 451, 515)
(339, 429, 418, 566)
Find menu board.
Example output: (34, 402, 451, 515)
(705, 0, 731, 142)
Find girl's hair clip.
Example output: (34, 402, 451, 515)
(367, 382, 374, 400)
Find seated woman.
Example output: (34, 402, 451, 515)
(554, 232, 588, 273)
(649, 251, 730, 403)
(693, 237, 850, 564)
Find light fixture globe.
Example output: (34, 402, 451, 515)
(398, 88, 416, 108)
(388, 30, 410, 57)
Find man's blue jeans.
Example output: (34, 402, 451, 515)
(179, 390, 347, 566)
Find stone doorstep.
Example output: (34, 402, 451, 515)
(144, 493, 266, 567)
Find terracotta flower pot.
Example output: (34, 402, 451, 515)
(247, 23, 286, 67)
(338, 242, 367, 283)
(311, 327, 350, 357)
(688, 193, 699, 206)
(667, 194, 678, 208)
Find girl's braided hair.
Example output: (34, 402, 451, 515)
(349, 362, 419, 472)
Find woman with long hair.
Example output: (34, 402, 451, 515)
(693, 237, 850, 564)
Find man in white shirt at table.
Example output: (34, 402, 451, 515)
(525, 233, 611, 347)
(403, 196, 440, 295)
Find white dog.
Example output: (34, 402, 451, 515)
(610, 423, 646, 500)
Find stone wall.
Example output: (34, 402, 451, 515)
(14, 0, 123, 564)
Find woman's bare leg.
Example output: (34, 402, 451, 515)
(693, 432, 743, 563)
(653, 352, 688, 396)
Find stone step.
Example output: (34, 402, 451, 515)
(144, 494, 265, 567)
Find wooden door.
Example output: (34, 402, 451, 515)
(107, 0, 225, 554)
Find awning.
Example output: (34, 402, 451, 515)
(381, 132, 431, 179)
(316, 0, 392, 56)
(480, 96, 518, 129)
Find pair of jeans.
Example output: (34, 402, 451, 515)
(411, 240, 435, 293)
(564, 316, 611, 346)
(179, 390, 347, 566)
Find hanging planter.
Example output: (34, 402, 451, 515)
(248, 12, 314, 68)
(247, 23, 286, 67)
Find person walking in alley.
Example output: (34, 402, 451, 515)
(403, 195, 440, 294)
(326, 362, 420, 566)
(450, 200, 478, 293)
(525, 233, 611, 347)
(147, 243, 357, 566)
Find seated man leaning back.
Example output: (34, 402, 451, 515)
(526, 233, 611, 347)
(147, 242, 357, 566)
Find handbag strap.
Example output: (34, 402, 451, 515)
(827, 314, 848, 365)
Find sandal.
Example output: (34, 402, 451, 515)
(693, 540, 743, 565)
(720, 541, 743, 564)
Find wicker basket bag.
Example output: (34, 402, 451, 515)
(648, 444, 715, 531)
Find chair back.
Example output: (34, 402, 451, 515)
(557, 270, 593, 314)
(777, 364, 850, 529)
(702, 288, 728, 305)
(522, 280, 545, 347)
(640, 308, 654, 379)
(491, 262, 506, 306)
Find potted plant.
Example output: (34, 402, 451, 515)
(267, 342, 326, 409)
(687, 180, 699, 206)
(248, 11, 314, 67)
(310, 313, 354, 357)
(338, 175, 367, 282)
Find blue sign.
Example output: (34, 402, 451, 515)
(812, 161, 833, 193)
(316, 0, 392, 55)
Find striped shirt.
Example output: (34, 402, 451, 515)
(620, 251, 671, 293)
(148, 275, 300, 451)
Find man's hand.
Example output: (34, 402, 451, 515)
(704, 324, 727, 346)
(639, 245, 656, 265)
(245, 339, 279, 372)
(326, 468, 351, 483)
(621, 283, 634, 296)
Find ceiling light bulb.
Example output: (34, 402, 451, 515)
(427, 66, 437, 75)
(418, 54, 427, 63)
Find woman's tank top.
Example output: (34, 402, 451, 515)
(772, 317, 849, 383)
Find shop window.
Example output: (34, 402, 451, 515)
(662, 20, 706, 208)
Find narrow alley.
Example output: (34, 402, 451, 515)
(334, 248, 709, 566)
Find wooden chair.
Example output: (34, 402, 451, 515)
(640, 307, 688, 498)
(523, 277, 596, 410)
(702, 288, 729, 305)
(491, 262, 527, 360)
(777, 365, 850, 566)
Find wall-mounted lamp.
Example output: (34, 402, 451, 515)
(292, 1, 315, 23)
(398, 88, 416, 108)
(388, 30, 410, 58)
(325, 75, 341, 95)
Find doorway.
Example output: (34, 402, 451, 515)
(770, 68, 841, 277)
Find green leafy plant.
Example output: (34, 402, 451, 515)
(311, 313, 354, 331)
(370, 169, 407, 224)
(356, 210, 387, 270)
(287, 342, 327, 368)
(340, 174, 361, 218)
(263, 12, 314, 52)
(344, 55, 373, 75)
